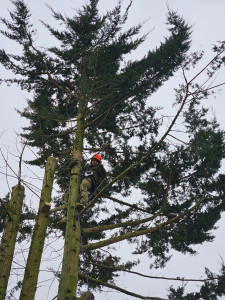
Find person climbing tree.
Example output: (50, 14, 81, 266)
(77, 153, 106, 210)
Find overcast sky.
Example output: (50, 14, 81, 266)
(1, 1, 225, 300)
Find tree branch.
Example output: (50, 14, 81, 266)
(83, 194, 205, 251)
(83, 179, 170, 234)
(82, 213, 158, 234)
(189, 47, 225, 84)
(49, 204, 66, 214)
(85, 261, 217, 282)
(103, 194, 151, 213)
(30, 43, 79, 98)
(80, 51, 225, 216)
(80, 86, 189, 216)
(188, 82, 225, 96)
(78, 272, 167, 300)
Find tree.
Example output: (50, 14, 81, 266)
(1, 0, 225, 299)
(0, 184, 25, 299)
(19, 156, 56, 300)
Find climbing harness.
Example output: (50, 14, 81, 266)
(83, 170, 94, 178)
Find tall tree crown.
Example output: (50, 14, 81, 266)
(1, 0, 225, 299)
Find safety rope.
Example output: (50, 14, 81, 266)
(76, 209, 92, 300)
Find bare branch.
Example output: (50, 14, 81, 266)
(83, 183, 170, 234)
(85, 261, 218, 282)
(167, 134, 188, 145)
(188, 82, 225, 96)
(189, 48, 225, 84)
(83, 213, 157, 234)
(79, 272, 167, 300)
(103, 194, 151, 213)
(49, 204, 66, 214)
(84, 194, 205, 251)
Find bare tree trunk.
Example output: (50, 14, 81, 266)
(19, 156, 56, 300)
(58, 96, 85, 300)
(0, 184, 25, 300)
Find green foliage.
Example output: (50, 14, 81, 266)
(1, 0, 225, 298)
(1, 0, 191, 192)
(168, 264, 225, 299)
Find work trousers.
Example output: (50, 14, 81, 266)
(80, 177, 92, 205)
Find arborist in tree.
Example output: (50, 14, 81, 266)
(76, 153, 106, 210)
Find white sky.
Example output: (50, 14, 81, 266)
(0, 1, 225, 300)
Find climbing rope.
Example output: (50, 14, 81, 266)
(76, 209, 92, 300)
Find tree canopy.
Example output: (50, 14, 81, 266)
(1, 0, 225, 299)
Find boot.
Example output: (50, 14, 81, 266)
(76, 203, 85, 211)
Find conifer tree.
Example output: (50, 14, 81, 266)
(1, 0, 225, 299)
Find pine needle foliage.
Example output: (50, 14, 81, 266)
(1, 0, 225, 299)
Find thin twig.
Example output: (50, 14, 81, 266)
(79, 272, 167, 300)
(103, 194, 150, 213)
(85, 261, 218, 282)
(189, 47, 225, 84)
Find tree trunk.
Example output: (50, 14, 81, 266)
(58, 96, 85, 300)
(0, 184, 25, 300)
(19, 156, 56, 300)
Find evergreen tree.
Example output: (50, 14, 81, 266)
(1, 0, 225, 299)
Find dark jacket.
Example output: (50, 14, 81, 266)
(83, 163, 106, 186)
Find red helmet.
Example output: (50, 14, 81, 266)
(92, 153, 102, 162)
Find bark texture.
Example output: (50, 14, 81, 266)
(58, 95, 85, 299)
(19, 157, 56, 300)
(0, 184, 25, 300)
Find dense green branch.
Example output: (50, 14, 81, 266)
(85, 93, 133, 128)
(30, 44, 79, 98)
